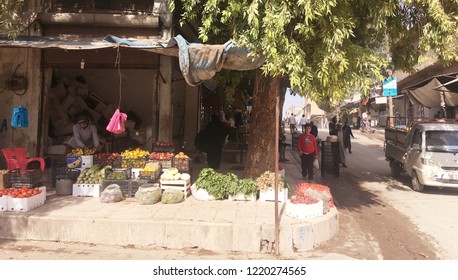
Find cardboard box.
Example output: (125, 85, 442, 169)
(66, 155, 93, 169)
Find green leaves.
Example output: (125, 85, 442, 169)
(1, 0, 25, 38)
(173, 0, 458, 104)
(195, 168, 258, 198)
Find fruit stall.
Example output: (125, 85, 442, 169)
(1, 143, 335, 219)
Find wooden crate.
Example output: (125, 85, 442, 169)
(160, 179, 191, 200)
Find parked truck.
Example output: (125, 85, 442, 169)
(385, 117, 458, 192)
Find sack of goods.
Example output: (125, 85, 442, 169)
(134, 184, 162, 205)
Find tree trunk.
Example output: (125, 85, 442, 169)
(245, 70, 280, 178)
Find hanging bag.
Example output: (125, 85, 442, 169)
(106, 108, 127, 134)
(11, 106, 29, 128)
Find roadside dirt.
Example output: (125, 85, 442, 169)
(313, 173, 438, 260)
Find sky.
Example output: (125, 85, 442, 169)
(282, 88, 303, 117)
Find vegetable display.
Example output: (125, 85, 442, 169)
(255, 171, 285, 191)
(76, 164, 112, 184)
(195, 168, 257, 199)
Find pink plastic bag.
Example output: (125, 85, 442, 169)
(106, 108, 128, 134)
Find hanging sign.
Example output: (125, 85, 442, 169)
(383, 77, 397, 97)
(375, 97, 388, 104)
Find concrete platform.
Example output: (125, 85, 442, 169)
(0, 132, 339, 256)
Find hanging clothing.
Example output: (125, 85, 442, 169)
(11, 106, 28, 128)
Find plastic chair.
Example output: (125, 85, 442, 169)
(1, 147, 46, 172)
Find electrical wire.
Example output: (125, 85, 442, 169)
(115, 46, 122, 108)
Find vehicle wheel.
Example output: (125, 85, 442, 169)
(411, 171, 425, 192)
(390, 162, 401, 177)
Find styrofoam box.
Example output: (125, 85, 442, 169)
(285, 199, 323, 220)
(228, 192, 256, 202)
(259, 188, 288, 202)
(0, 196, 8, 211)
(7, 187, 47, 212)
(131, 168, 143, 179)
(72, 184, 102, 197)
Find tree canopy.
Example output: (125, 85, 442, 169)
(170, 0, 458, 105)
(0, 0, 26, 38)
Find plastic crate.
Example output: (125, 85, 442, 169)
(173, 157, 191, 172)
(121, 157, 147, 169)
(148, 159, 173, 169)
(139, 169, 161, 181)
(93, 154, 121, 168)
(9, 169, 42, 188)
(54, 168, 81, 180)
(101, 180, 131, 197)
(130, 179, 149, 197)
(104, 168, 132, 180)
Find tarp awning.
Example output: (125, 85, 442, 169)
(404, 75, 458, 108)
(0, 34, 265, 86)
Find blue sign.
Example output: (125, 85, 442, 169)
(383, 77, 397, 97)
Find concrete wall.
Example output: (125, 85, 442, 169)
(0, 48, 42, 162)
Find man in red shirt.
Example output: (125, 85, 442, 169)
(297, 123, 319, 181)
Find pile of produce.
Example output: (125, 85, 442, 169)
(173, 152, 191, 171)
(160, 168, 190, 181)
(295, 182, 334, 207)
(149, 152, 175, 160)
(0, 186, 42, 198)
(94, 153, 120, 167)
(153, 141, 175, 152)
(105, 168, 130, 180)
(255, 171, 286, 191)
(120, 148, 150, 168)
(140, 162, 160, 178)
(76, 164, 112, 184)
(195, 168, 256, 200)
(68, 148, 95, 156)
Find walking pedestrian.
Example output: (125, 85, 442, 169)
(336, 124, 347, 167)
(297, 123, 319, 181)
(300, 114, 307, 133)
(288, 113, 297, 134)
(310, 121, 318, 138)
(343, 122, 354, 153)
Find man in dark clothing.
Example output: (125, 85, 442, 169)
(196, 114, 230, 169)
(343, 122, 355, 153)
(328, 116, 338, 135)
(310, 121, 318, 138)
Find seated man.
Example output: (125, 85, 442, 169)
(67, 115, 100, 150)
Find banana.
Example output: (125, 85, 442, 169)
(67, 157, 82, 168)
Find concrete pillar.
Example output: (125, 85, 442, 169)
(183, 85, 200, 153)
(158, 55, 173, 142)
